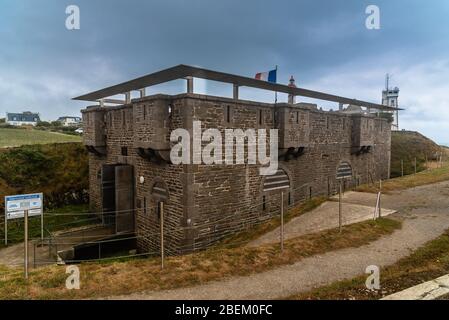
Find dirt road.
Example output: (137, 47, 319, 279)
(108, 180, 449, 300)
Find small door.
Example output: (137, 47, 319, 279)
(115, 165, 135, 234)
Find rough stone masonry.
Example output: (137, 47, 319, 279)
(81, 92, 391, 255)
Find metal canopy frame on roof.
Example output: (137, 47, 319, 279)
(73, 64, 402, 111)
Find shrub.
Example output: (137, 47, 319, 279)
(0, 143, 88, 210)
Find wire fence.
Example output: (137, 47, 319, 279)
(0, 172, 364, 275)
(2, 152, 447, 279)
(394, 152, 447, 178)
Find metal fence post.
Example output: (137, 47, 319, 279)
(379, 180, 382, 218)
(160, 202, 164, 269)
(339, 181, 342, 233)
(280, 191, 284, 252)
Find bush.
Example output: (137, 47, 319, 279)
(0, 143, 89, 210)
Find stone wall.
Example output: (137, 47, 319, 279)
(82, 93, 391, 254)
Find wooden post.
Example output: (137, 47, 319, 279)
(280, 191, 284, 252)
(379, 180, 382, 218)
(41, 207, 44, 244)
(414, 157, 417, 174)
(24, 210, 29, 279)
(33, 242, 36, 269)
(339, 181, 342, 233)
(160, 202, 164, 269)
(374, 192, 380, 220)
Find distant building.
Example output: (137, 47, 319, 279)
(57, 116, 82, 127)
(6, 111, 40, 126)
(381, 74, 400, 130)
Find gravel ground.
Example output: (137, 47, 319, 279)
(108, 180, 449, 300)
(248, 199, 396, 247)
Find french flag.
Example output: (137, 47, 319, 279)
(255, 69, 277, 83)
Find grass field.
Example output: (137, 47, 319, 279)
(0, 206, 400, 299)
(0, 128, 81, 148)
(287, 228, 449, 300)
(356, 162, 449, 194)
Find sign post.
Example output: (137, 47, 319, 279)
(281, 191, 284, 252)
(262, 169, 290, 253)
(336, 162, 353, 233)
(339, 181, 343, 233)
(4, 193, 43, 246)
(160, 201, 164, 270)
(379, 179, 382, 218)
(4, 209, 6, 246)
(24, 209, 29, 279)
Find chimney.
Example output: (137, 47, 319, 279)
(288, 75, 296, 104)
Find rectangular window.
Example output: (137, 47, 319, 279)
(296, 111, 299, 124)
(121, 146, 128, 156)
(259, 109, 263, 125)
(143, 105, 146, 121)
(262, 196, 266, 211)
(288, 192, 292, 205)
(143, 197, 147, 215)
(225, 105, 231, 123)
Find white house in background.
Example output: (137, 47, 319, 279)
(57, 116, 82, 127)
(6, 111, 40, 126)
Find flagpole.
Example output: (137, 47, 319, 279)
(275, 65, 278, 104)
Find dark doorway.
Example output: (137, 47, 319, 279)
(115, 165, 135, 234)
(101, 165, 116, 226)
(101, 164, 135, 233)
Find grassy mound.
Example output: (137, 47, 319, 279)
(391, 131, 443, 177)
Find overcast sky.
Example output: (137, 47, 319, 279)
(1, 0, 448, 143)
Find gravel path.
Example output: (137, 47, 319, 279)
(108, 180, 449, 300)
(248, 200, 396, 247)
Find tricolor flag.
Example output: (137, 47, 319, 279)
(255, 69, 277, 83)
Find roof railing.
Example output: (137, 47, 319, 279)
(73, 64, 402, 112)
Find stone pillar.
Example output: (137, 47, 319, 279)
(124, 92, 131, 104)
(233, 84, 239, 100)
(186, 77, 194, 94)
(288, 94, 296, 104)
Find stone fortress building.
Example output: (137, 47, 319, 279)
(76, 65, 399, 255)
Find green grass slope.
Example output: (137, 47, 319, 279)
(0, 128, 81, 148)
